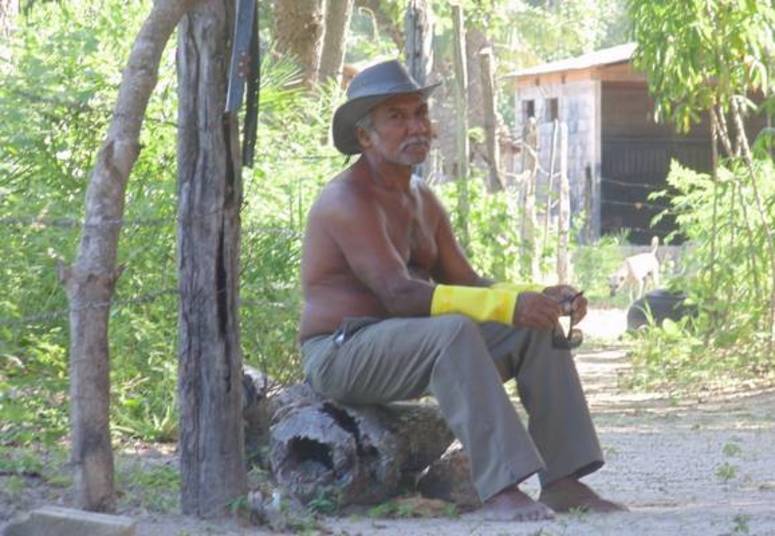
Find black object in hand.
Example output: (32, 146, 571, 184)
(552, 291, 584, 349)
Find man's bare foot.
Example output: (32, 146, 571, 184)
(466, 487, 555, 522)
(539, 478, 627, 513)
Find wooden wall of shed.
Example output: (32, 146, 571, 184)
(513, 79, 600, 232)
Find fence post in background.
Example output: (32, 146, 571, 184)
(521, 117, 540, 282)
(584, 165, 594, 244)
(479, 46, 502, 193)
(451, 4, 470, 251)
(557, 122, 570, 284)
(542, 118, 559, 258)
(405, 0, 434, 179)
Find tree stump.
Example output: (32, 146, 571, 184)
(243, 367, 455, 506)
(416, 441, 480, 510)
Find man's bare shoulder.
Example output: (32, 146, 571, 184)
(309, 170, 374, 223)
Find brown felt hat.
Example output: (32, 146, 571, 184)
(332, 59, 440, 155)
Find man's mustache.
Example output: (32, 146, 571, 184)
(401, 137, 430, 150)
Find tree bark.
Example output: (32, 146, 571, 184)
(479, 46, 502, 193)
(318, 0, 354, 85)
(404, 0, 433, 87)
(274, 0, 325, 86)
(255, 382, 454, 506)
(59, 0, 196, 513)
(177, 0, 247, 517)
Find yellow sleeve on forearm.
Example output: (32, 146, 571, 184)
(431, 284, 518, 324)
(490, 281, 544, 294)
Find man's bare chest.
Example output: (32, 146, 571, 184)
(381, 203, 438, 271)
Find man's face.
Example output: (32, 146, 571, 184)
(359, 93, 431, 166)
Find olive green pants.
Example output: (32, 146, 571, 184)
(301, 314, 603, 501)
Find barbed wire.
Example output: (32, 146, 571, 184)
(600, 177, 670, 190)
(0, 285, 299, 328)
(601, 199, 673, 211)
(0, 215, 303, 237)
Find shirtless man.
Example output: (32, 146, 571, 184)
(299, 60, 623, 521)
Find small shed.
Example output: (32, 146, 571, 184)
(506, 43, 746, 244)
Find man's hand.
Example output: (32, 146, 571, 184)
(542, 285, 588, 324)
(514, 291, 563, 330)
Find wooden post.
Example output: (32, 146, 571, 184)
(479, 46, 502, 193)
(177, 0, 247, 517)
(542, 118, 559, 256)
(404, 0, 433, 86)
(451, 4, 470, 251)
(557, 122, 570, 284)
(59, 0, 195, 513)
(584, 165, 593, 244)
(521, 118, 540, 282)
(404, 0, 433, 179)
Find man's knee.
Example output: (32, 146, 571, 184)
(431, 314, 481, 344)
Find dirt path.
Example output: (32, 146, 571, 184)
(4, 309, 775, 535)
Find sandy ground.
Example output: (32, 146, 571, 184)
(4, 308, 775, 535)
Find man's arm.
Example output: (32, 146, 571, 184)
(425, 187, 491, 287)
(323, 187, 434, 317)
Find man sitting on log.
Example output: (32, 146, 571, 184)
(299, 59, 624, 521)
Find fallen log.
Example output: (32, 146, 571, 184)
(243, 367, 455, 505)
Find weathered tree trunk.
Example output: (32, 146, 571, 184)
(318, 0, 354, 85)
(274, 0, 325, 86)
(60, 0, 195, 513)
(479, 46, 502, 193)
(404, 0, 433, 179)
(557, 122, 570, 284)
(404, 0, 433, 87)
(451, 4, 470, 252)
(177, 0, 247, 517)
(242, 375, 455, 506)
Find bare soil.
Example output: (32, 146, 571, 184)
(3, 308, 775, 535)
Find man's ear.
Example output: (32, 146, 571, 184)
(355, 127, 373, 150)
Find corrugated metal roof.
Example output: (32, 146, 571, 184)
(507, 42, 637, 79)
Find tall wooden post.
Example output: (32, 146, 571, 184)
(479, 46, 502, 193)
(451, 4, 469, 250)
(404, 0, 433, 86)
(557, 122, 570, 283)
(521, 117, 540, 281)
(177, 0, 247, 517)
(405, 0, 433, 178)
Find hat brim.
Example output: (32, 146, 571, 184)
(332, 83, 440, 155)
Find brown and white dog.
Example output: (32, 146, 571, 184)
(608, 236, 660, 300)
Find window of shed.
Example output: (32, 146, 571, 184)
(523, 100, 535, 121)
(546, 98, 559, 121)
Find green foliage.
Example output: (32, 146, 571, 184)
(573, 232, 630, 304)
(116, 461, 180, 513)
(629, 0, 775, 131)
(0, 1, 340, 445)
(437, 175, 523, 282)
(626, 159, 775, 389)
